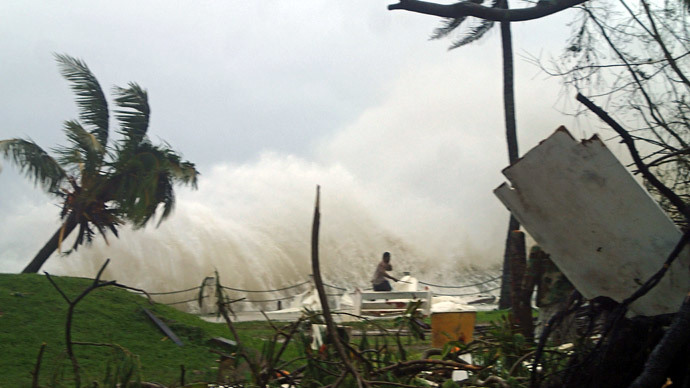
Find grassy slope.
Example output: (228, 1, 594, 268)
(0, 273, 285, 387)
(0, 273, 507, 387)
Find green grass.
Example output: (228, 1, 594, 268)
(476, 309, 511, 324)
(0, 273, 300, 387)
(0, 273, 509, 387)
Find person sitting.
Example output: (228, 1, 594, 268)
(371, 252, 398, 291)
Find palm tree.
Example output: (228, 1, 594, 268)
(0, 54, 199, 273)
(431, 0, 519, 309)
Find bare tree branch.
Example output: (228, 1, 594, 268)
(310, 186, 370, 388)
(371, 359, 483, 376)
(45, 258, 117, 388)
(387, 0, 588, 22)
(576, 93, 690, 219)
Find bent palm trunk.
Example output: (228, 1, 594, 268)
(22, 213, 78, 273)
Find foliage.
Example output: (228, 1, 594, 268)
(0, 54, 199, 272)
(423, 313, 578, 388)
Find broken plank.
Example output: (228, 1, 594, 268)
(142, 308, 184, 346)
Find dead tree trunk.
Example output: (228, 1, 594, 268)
(508, 230, 534, 340)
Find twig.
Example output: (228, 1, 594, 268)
(619, 229, 690, 310)
(261, 310, 281, 332)
(213, 270, 262, 384)
(323, 371, 350, 388)
(111, 282, 154, 304)
(341, 339, 375, 371)
(266, 314, 305, 374)
(312, 362, 348, 378)
(31, 343, 46, 388)
(509, 350, 536, 376)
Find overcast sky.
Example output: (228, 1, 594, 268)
(0, 1, 605, 288)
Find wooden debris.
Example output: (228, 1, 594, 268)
(142, 308, 184, 346)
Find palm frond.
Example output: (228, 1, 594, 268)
(120, 148, 169, 227)
(108, 142, 198, 228)
(449, 18, 496, 49)
(0, 139, 66, 193)
(113, 83, 150, 147)
(54, 120, 106, 176)
(158, 145, 200, 188)
(55, 54, 109, 147)
(430, 0, 498, 49)
(431, 17, 468, 40)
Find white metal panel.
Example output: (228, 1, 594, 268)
(494, 127, 690, 316)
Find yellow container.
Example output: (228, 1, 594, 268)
(431, 311, 477, 348)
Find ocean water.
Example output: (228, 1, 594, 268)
(25, 154, 505, 309)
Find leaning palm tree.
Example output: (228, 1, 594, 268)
(431, 0, 519, 309)
(0, 54, 199, 273)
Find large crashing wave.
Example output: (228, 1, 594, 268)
(44, 153, 502, 298)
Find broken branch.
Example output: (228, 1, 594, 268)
(576, 93, 690, 221)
